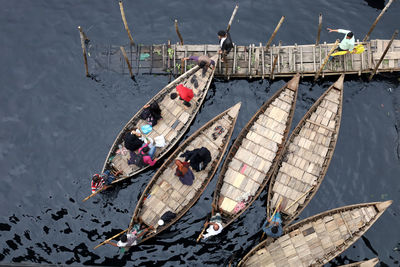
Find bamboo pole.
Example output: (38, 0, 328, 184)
(94, 229, 128, 249)
(270, 41, 281, 80)
(174, 19, 184, 45)
(226, 4, 239, 33)
(315, 13, 323, 45)
(284, 186, 314, 212)
(120, 46, 135, 79)
(369, 30, 398, 81)
(78, 26, 90, 77)
(363, 0, 394, 42)
(265, 16, 285, 51)
(314, 39, 339, 81)
(119, 1, 134, 46)
(82, 185, 110, 202)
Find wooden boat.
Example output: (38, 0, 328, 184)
(83, 55, 218, 201)
(266, 74, 344, 226)
(339, 258, 379, 267)
(200, 74, 299, 234)
(238, 201, 392, 267)
(127, 102, 242, 244)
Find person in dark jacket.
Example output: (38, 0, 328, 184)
(181, 147, 212, 172)
(140, 102, 162, 126)
(217, 30, 234, 61)
(175, 160, 195, 185)
(123, 129, 144, 152)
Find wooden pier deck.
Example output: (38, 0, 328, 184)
(88, 39, 400, 79)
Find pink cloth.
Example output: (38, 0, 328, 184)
(138, 144, 157, 166)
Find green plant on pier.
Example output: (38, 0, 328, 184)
(168, 48, 174, 59)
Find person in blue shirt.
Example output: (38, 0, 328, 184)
(262, 211, 283, 238)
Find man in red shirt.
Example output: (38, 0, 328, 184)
(171, 84, 194, 108)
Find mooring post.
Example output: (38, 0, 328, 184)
(120, 46, 135, 80)
(174, 19, 184, 45)
(369, 30, 398, 81)
(315, 13, 323, 46)
(314, 39, 339, 81)
(363, 0, 394, 42)
(270, 41, 281, 80)
(78, 26, 90, 77)
(119, 1, 134, 46)
(226, 4, 239, 33)
(265, 16, 285, 51)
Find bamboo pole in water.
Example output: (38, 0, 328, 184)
(175, 19, 184, 45)
(78, 26, 89, 77)
(120, 46, 135, 79)
(369, 30, 398, 81)
(314, 39, 339, 81)
(265, 16, 285, 51)
(119, 1, 135, 46)
(363, 0, 394, 42)
(315, 13, 323, 46)
(226, 4, 239, 33)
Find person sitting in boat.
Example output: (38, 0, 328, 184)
(129, 143, 158, 167)
(175, 159, 195, 185)
(327, 28, 355, 60)
(91, 170, 121, 193)
(183, 55, 215, 71)
(217, 30, 234, 61)
(201, 213, 224, 239)
(181, 147, 212, 172)
(106, 224, 153, 248)
(140, 102, 162, 126)
(262, 211, 283, 238)
(170, 84, 193, 108)
(123, 129, 144, 152)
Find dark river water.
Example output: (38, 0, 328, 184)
(1, 0, 400, 266)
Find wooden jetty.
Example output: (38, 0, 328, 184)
(198, 74, 299, 238)
(339, 258, 379, 267)
(128, 103, 241, 244)
(88, 39, 400, 79)
(266, 74, 344, 226)
(83, 55, 218, 201)
(238, 200, 392, 267)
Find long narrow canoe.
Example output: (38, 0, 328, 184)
(128, 103, 241, 244)
(202, 74, 299, 233)
(239, 201, 392, 267)
(266, 74, 344, 225)
(339, 258, 379, 267)
(84, 55, 218, 201)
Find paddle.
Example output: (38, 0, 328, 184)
(94, 228, 128, 249)
(283, 186, 314, 213)
(196, 214, 211, 242)
(331, 44, 365, 57)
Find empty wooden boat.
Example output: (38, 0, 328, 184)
(83, 55, 218, 201)
(198, 74, 300, 237)
(339, 258, 379, 267)
(238, 200, 392, 267)
(125, 103, 241, 244)
(266, 74, 344, 226)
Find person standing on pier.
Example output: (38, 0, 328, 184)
(217, 30, 234, 62)
(327, 28, 355, 60)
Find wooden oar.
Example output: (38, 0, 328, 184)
(196, 220, 208, 242)
(94, 228, 128, 249)
(82, 185, 110, 202)
(283, 186, 314, 213)
(261, 197, 283, 240)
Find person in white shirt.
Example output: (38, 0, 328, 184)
(201, 213, 224, 239)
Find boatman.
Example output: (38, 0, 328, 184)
(262, 210, 283, 238)
(327, 28, 355, 60)
(201, 212, 224, 239)
(105, 224, 153, 249)
(91, 170, 121, 193)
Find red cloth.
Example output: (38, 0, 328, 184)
(176, 84, 194, 102)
